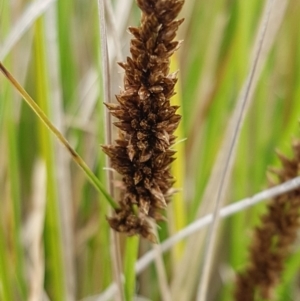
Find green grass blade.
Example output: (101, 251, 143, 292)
(34, 17, 66, 301)
(0, 223, 13, 301)
(170, 54, 187, 257)
(6, 84, 27, 299)
(0, 61, 117, 209)
(124, 236, 140, 301)
(56, 0, 77, 107)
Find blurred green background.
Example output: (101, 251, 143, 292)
(0, 0, 300, 300)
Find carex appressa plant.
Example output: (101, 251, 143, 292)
(102, 0, 184, 242)
(234, 140, 300, 301)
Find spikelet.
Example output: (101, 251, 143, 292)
(234, 140, 300, 301)
(102, 0, 184, 242)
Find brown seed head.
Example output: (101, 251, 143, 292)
(102, 0, 184, 241)
(234, 140, 300, 300)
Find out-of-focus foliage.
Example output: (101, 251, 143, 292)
(0, 0, 300, 300)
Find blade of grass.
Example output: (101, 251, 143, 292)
(276, 1, 300, 150)
(6, 76, 27, 300)
(123, 236, 140, 301)
(96, 8, 113, 293)
(0, 0, 56, 61)
(0, 222, 13, 301)
(169, 54, 187, 258)
(45, 5, 76, 300)
(34, 17, 65, 301)
(2, 7, 27, 299)
(0, 62, 117, 209)
(56, 0, 77, 107)
(276, 251, 300, 299)
(0, 5, 12, 298)
(221, 1, 258, 299)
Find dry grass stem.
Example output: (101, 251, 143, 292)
(24, 161, 46, 301)
(98, 1, 125, 301)
(0, 0, 56, 60)
(153, 232, 172, 301)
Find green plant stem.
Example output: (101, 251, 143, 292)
(0, 223, 13, 301)
(124, 236, 139, 301)
(0, 61, 117, 209)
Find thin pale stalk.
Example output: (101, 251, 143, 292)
(97, 1, 124, 301)
(109, 230, 125, 301)
(0, 0, 56, 60)
(153, 235, 172, 301)
(104, 0, 123, 63)
(26, 160, 46, 301)
(96, 24, 113, 291)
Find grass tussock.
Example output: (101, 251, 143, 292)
(0, 0, 300, 301)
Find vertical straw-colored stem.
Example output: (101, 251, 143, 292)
(153, 235, 172, 301)
(97, 1, 125, 301)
